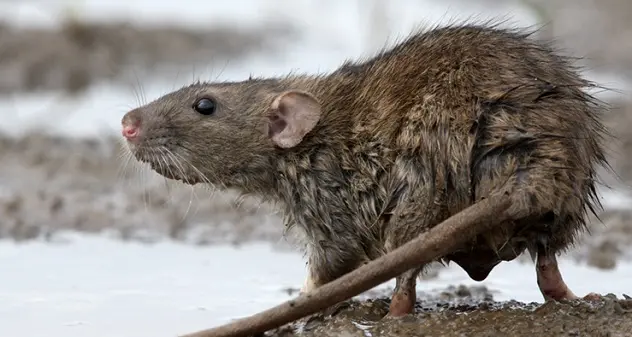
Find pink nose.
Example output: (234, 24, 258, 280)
(122, 124, 139, 140)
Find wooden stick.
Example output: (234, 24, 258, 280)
(180, 193, 514, 337)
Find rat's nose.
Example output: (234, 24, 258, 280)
(122, 124, 139, 140)
(121, 113, 141, 142)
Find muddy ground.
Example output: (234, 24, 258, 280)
(2, 2, 632, 336)
(265, 286, 632, 337)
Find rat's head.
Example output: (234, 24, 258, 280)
(120, 79, 323, 190)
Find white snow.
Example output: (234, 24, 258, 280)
(0, 1, 631, 337)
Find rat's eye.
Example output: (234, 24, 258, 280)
(193, 98, 216, 115)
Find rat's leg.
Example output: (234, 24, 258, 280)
(536, 246, 601, 301)
(383, 214, 426, 317)
(388, 267, 422, 317)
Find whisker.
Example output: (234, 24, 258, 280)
(115, 139, 135, 182)
(172, 143, 219, 186)
(156, 151, 175, 204)
(163, 149, 197, 224)
(132, 67, 147, 106)
(143, 151, 162, 212)
(172, 150, 214, 188)
(162, 147, 188, 181)
(167, 149, 219, 208)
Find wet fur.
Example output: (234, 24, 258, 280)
(124, 23, 611, 288)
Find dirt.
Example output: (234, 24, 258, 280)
(264, 286, 632, 337)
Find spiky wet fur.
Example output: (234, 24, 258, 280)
(124, 22, 612, 286)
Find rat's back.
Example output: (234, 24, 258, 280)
(335, 23, 609, 269)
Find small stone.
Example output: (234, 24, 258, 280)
(455, 285, 471, 297)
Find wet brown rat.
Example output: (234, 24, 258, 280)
(121, 22, 612, 335)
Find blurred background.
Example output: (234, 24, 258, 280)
(1, 1, 631, 337)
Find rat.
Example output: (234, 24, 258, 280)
(121, 21, 612, 336)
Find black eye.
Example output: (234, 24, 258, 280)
(193, 98, 216, 115)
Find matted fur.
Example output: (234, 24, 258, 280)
(122, 21, 612, 285)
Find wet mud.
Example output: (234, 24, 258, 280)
(266, 286, 632, 337)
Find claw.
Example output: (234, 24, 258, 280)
(387, 290, 415, 317)
(536, 253, 603, 302)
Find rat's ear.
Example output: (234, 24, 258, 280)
(267, 90, 322, 148)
